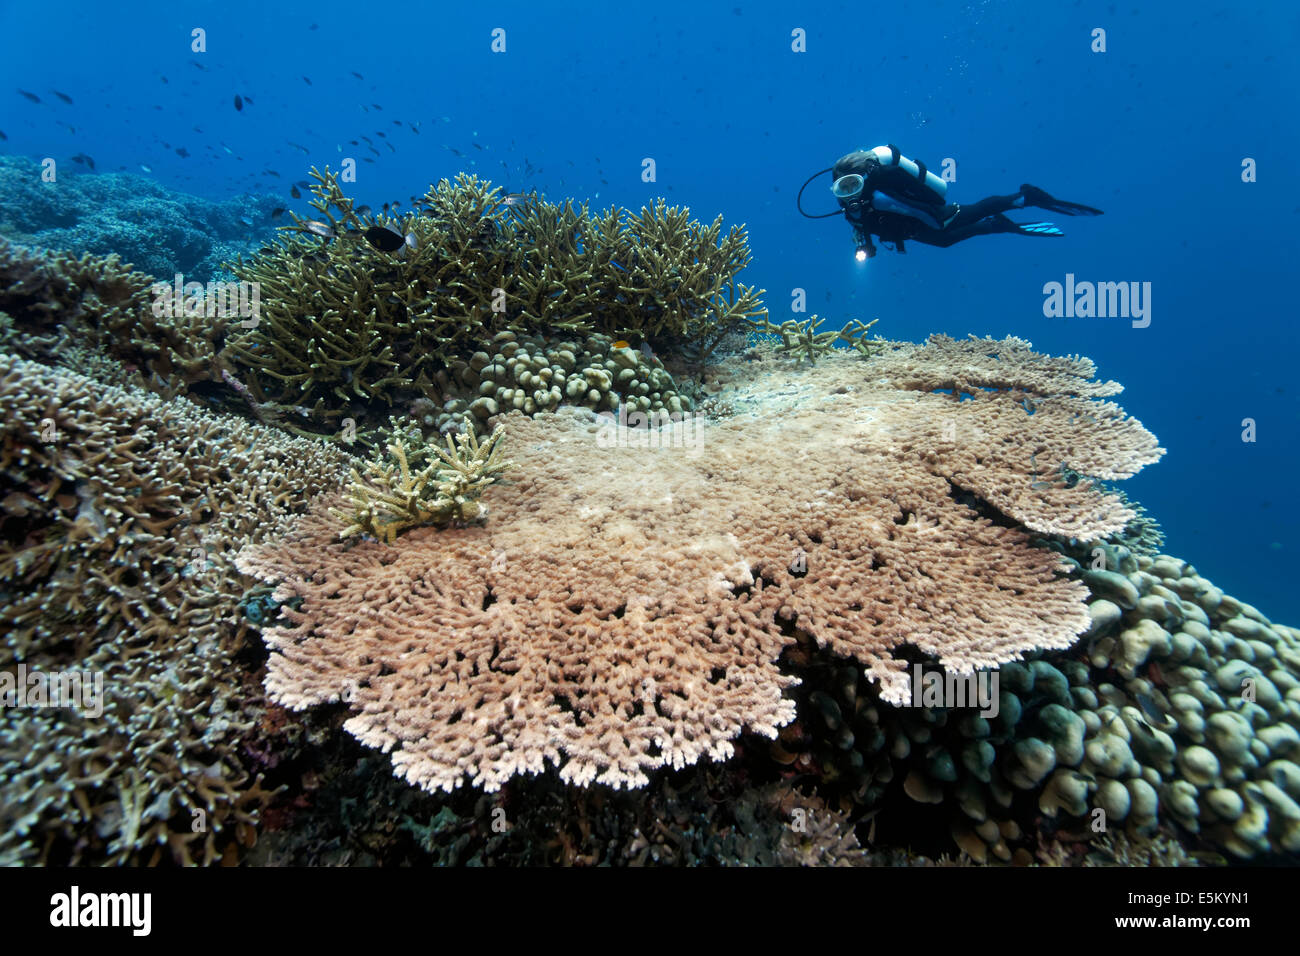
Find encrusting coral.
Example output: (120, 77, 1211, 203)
(237, 335, 1163, 796)
(0, 353, 355, 864)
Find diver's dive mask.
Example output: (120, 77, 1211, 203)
(831, 173, 867, 200)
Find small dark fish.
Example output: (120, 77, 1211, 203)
(17, 89, 40, 103)
(265, 170, 281, 178)
(291, 185, 302, 198)
(372, 103, 382, 110)
(364, 226, 405, 252)
(392, 119, 402, 126)
(376, 131, 386, 138)
(271, 207, 286, 219)
(52, 90, 73, 104)
(349, 139, 359, 145)
(367, 146, 380, 157)
(472, 142, 483, 150)
(351, 72, 363, 79)
(303, 76, 312, 85)
(385, 142, 395, 153)
(360, 135, 373, 144)
(408, 122, 420, 134)
(303, 220, 334, 238)
(443, 145, 462, 157)
(160, 75, 169, 84)
(244, 95, 254, 105)
(363, 157, 375, 164)
(71, 153, 95, 170)
(288, 142, 310, 154)
(175, 147, 190, 158)
(191, 60, 209, 71)
(234, 94, 244, 111)
(381, 203, 390, 214)
(355, 205, 372, 217)
(192, 125, 203, 133)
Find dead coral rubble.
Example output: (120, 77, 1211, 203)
(239, 336, 1163, 797)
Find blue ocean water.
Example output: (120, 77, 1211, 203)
(2, 0, 1296, 619)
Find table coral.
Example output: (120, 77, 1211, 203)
(238, 336, 1163, 796)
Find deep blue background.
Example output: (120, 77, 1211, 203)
(2, 0, 1297, 620)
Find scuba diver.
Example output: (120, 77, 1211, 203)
(798, 145, 1103, 260)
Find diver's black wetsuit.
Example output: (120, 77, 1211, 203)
(862, 194, 1028, 249)
(829, 147, 1102, 253)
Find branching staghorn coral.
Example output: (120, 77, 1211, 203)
(751, 315, 880, 363)
(331, 422, 510, 541)
(223, 167, 765, 430)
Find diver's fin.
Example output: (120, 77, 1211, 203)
(1015, 220, 1065, 237)
(1019, 184, 1104, 216)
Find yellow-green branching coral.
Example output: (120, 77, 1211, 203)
(332, 422, 511, 541)
(750, 315, 880, 364)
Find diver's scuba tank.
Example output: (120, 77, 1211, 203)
(866, 145, 947, 199)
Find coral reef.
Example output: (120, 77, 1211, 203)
(421, 329, 695, 437)
(248, 720, 869, 866)
(332, 422, 510, 541)
(780, 537, 1300, 863)
(0, 353, 355, 864)
(0, 236, 229, 397)
(237, 337, 1161, 797)
(223, 168, 760, 433)
(0, 155, 278, 280)
(750, 315, 880, 363)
